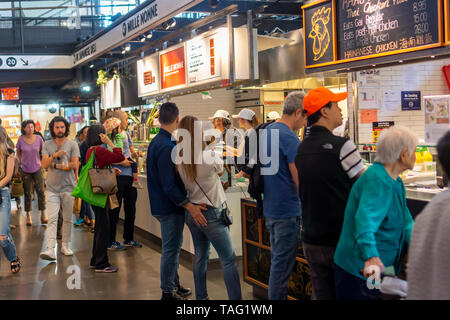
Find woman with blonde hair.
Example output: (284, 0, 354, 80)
(0, 126, 21, 273)
(176, 115, 241, 300)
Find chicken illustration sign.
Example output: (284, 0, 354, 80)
(310, 7, 331, 61)
(303, 0, 335, 68)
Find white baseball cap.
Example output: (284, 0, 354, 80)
(266, 111, 281, 121)
(232, 108, 255, 121)
(209, 109, 231, 120)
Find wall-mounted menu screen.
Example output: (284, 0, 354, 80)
(303, 0, 336, 68)
(337, 0, 441, 61)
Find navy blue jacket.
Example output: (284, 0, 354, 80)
(146, 128, 188, 216)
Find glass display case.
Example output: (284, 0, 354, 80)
(357, 143, 448, 217)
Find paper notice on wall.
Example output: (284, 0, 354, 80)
(358, 87, 380, 109)
(360, 109, 378, 124)
(358, 70, 380, 86)
(424, 95, 450, 144)
(382, 90, 400, 112)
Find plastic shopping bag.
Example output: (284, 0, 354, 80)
(72, 150, 108, 208)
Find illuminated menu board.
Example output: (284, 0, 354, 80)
(160, 45, 187, 90)
(337, 0, 441, 61)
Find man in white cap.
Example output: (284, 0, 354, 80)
(266, 111, 281, 123)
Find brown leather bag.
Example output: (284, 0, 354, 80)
(88, 147, 118, 194)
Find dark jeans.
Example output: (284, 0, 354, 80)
(91, 205, 111, 269)
(109, 175, 137, 244)
(21, 168, 45, 212)
(302, 242, 336, 300)
(334, 264, 381, 300)
(155, 214, 185, 293)
(265, 216, 301, 300)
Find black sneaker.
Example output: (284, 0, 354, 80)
(161, 292, 186, 301)
(176, 284, 192, 297)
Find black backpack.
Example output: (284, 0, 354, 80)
(247, 122, 272, 218)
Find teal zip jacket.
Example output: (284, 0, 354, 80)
(334, 162, 414, 280)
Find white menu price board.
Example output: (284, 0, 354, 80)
(137, 53, 160, 97)
(187, 33, 221, 84)
(424, 95, 450, 144)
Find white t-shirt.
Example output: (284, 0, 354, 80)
(177, 150, 226, 208)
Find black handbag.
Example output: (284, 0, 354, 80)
(194, 179, 232, 227)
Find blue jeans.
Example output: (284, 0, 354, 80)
(185, 206, 242, 300)
(265, 216, 301, 300)
(0, 188, 17, 269)
(79, 200, 95, 221)
(155, 214, 185, 293)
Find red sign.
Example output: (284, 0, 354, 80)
(1, 88, 19, 101)
(160, 46, 186, 89)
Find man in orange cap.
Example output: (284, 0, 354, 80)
(295, 87, 365, 300)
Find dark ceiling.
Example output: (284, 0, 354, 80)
(0, 0, 304, 105)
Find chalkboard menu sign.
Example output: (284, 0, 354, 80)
(337, 0, 442, 61)
(303, 0, 335, 67)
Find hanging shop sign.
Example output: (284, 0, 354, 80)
(372, 121, 395, 144)
(303, 0, 443, 69)
(0, 55, 72, 70)
(187, 32, 222, 85)
(137, 53, 160, 97)
(160, 45, 187, 90)
(101, 78, 121, 109)
(401, 91, 421, 111)
(1, 87, 19, 101)
(302, 0, 336, 68)
(424, 95, 450, 144)
(72, 0, 202, 67)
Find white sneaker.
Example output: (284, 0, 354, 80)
(40, 248, 56, 261)
(61, 243, 73, 256)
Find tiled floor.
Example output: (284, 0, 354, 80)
(0, 200, 257, 300)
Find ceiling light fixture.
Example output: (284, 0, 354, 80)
(146, 31, 153, 39)
(208, 0, 219, 8)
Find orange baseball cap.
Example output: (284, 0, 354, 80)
(303, 87, 348, 115)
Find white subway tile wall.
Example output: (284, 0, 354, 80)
(348, 58, 450, 144)
(170, 88, 236, 121)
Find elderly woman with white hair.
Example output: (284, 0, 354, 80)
(333, 126, 417, 300)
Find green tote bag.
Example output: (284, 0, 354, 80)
(72, 149, 108, 208)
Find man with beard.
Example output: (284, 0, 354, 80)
(39, 116, 80, 260)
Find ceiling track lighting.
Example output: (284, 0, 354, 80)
(146, 31, 153, 39)
(162, 18, 176, 30)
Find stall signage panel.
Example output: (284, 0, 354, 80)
(303, 0, 335, 67)
(337, 0, 440, 61)
(160, 46, 186, 90)
(137, 54, 160, 97)
(72, 0, 201, 67)
(187, 33, 221, 84)
(401, 91, 421, 111)
(372, 121, 394, 143)
(1, 88, 19, 101)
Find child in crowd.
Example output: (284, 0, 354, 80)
(103, 118, 143, 189)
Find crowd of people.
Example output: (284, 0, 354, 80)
(0, 88, 449, 300)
